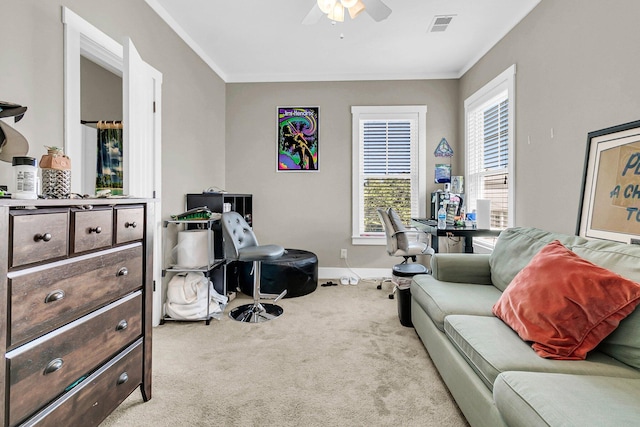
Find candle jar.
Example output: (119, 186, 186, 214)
(39, 146, 71, 198)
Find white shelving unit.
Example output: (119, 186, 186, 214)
(161, 219, 226, 325)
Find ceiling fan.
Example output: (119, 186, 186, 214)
(303, 0, 392, 25)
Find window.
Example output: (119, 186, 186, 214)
(465, 65, 516, 238)
(351, 106, 427, 245)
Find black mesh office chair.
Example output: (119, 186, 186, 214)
(222, 211, 287, 322)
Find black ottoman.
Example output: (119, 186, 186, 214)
(239, 249, 318, 298)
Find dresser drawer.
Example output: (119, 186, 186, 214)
(71, 207, 113, 253)
(8, 244, 143, 348)
(10, 210, 69, 268)
(20, 340, 143, 427)
(114, 206, 144, 244)
(7, 292, 142, 426)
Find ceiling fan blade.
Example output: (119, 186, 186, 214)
(364, 0, 392, 22)
(302, 4, 324, 25)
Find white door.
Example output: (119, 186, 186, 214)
(123, 37, 164, 326)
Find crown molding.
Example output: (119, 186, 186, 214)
(144, 0, 228, 82)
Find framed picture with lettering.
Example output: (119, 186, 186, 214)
(577, 119, 640, 243)
(277, 107, 319, 172)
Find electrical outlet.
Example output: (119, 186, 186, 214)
(340, 249, 347, 259)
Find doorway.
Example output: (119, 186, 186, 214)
(63, 7, 164, 326)
(80, 56, 123, 195)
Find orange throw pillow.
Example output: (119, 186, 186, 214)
(493, 240, 640, 359)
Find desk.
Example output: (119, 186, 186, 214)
(411, 218, 502, 253)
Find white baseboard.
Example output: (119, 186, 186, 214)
(319, 267, 391, 280)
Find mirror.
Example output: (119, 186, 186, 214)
(63, 6, 123, 195)
(80, 56, 123, 195)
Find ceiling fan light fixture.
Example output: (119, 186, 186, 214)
(347, 0, 366, 19)
(317, 0, 337, 14)
(340, 0, 358, 8)
(328, 3, 345, 22)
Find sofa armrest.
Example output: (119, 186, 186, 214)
(430, 253, 493, 284)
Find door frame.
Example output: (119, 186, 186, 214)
(63, 7, 123, 195)
(62, 7, 164, 326)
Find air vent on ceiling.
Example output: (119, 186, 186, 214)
(429, 15, 455, 32)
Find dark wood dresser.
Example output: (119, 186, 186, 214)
(0, 199, 153, 426)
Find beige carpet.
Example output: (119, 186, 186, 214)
(102, 281, 468, 426)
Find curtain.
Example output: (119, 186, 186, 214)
(96, 121, 123, 195)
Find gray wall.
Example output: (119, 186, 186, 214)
(226, 80, 459, 269)
(227, 0, 640, 269)
(4, 0, 637, 271)
(459, 0, 640, 235)
(0, 0, 226, 219)
(81, 56, 122, 122)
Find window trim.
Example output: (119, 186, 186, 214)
(464, 64, 516, 231)
(351, 105, 427, 245)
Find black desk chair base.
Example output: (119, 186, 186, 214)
(229, 302, 284, 323)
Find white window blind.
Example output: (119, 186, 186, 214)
(351, 106, 426, 245)
(465, 65, 515, 235)
(467, 94, 509, 229)
(483, 100, 509, 170)
(360, 119, 416, 234)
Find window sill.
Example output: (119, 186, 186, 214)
(352, 236, 385, 246)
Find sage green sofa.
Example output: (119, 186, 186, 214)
(410, 227, 640, 427)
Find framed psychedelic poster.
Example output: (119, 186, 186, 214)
(577, 119, 640, 243)
(277, 106, 319, 171)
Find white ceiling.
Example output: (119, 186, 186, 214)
(145, 0, 540, 83)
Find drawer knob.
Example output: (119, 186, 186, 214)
(116, 319, 128, 331)
(34, 233, 52, 242)
(117, 267, 129, 277)
(43, 358, 64, 375)
(44, 290, 65, 303)
(125, 221, 137, 229)
(89, 226, 102, 234)
(117, 372, 129, 385)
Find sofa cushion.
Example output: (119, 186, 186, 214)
(411, 275, 500, 332)
(494, 372, 640, 427)
(574, 239, 640, 369)
(492, 240, 640, 360)
(489, 227, 587, 291)
(575, 238, 640, 281)
(444, 315, 640, 391)
(430, 253, 493, 285)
